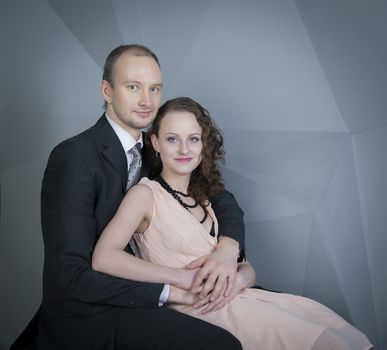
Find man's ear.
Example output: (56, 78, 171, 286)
(101, 80, 112, 104)
(151, 134, 159, 152)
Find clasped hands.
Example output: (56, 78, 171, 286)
(169, 238, 243, 314)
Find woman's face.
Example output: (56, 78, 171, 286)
(151, 110, 203, 177)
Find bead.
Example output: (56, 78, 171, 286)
(154, 175, 209, 224)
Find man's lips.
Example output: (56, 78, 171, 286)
(175, 157, 193, 163)
(135, 110, 152, 118)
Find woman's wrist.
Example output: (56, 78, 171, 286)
(170, 267, 193, 290)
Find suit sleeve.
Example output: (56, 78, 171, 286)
(210, 189, 246, 261)
(41, 141, 163, 309)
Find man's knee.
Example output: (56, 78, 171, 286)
(205, 329, 242, 350)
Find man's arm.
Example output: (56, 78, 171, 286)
(211, 189, 245, 253)
(41, 141, 163, 309)
(188, 188, 245, 300)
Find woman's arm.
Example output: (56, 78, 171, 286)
(92, 184, 194, 290)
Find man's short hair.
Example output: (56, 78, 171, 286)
(102, 44, 160, 86)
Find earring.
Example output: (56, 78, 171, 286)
(155, 150, 160, 158)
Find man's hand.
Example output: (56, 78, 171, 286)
(186, 237, 239, 301)
(167, 285, 209, 306)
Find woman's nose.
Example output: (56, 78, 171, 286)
(178, 141, 189, 154)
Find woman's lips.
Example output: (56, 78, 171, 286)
(175, 158, 192, 164)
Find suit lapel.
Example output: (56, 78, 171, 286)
(95, 115, 128, 192)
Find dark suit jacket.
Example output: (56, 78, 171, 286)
(11, 115, 245, 349)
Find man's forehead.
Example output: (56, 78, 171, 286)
(113, 54, 161, 82)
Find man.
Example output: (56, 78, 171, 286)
(12, 45, 245, 349)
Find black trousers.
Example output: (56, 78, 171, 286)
(114, 306, 242, 350)
(11, 305, 242, 350)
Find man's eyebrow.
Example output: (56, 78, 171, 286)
(123, 80, 163, 87)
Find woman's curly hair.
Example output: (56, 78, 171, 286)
(146, 97, 225, 204)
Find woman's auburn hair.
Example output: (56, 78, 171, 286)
(145, 97, 225, 204)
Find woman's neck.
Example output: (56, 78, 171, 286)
(160, 170, 190, 194)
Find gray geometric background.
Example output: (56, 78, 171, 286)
(1, 0, 386, 348)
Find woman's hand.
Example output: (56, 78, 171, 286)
(194, 271, 245, 313)
(194, 261, 256, 314)
(186, 237, 239, 301)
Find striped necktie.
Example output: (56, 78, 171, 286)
(126, 142, 142, 191)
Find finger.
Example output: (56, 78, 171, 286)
(225, 272, 236, 297)
(193, 285, 203, 294)
(186, 256, 206, 269)
(199, 273, 218, 299)
(209, 276, 227, 301)
(191, 268, 209, 293)
(193, 295, 210, 309)
(202, 295, 225, 314)
(213, 297, 230, 312)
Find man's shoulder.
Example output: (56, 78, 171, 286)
(45, 120, 106, 169)
(52, 116, 106, 154)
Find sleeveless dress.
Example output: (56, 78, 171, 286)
(133, 178, 372, 350)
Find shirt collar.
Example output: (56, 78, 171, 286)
(105, 113, 143, 152)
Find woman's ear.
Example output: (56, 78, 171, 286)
(151, 134, 159, 152)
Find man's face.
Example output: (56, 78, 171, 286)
(102, 53, 162, 139)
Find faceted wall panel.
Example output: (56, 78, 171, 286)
(223, 129, 347, 210)
(304, 218, 352, 323)
(1, 111, 95, 171)
(0, 157, 46, 348)
(295, 0, 387, 133)
(47, 0, 123, 67)
(222, 167, 308, 223)
(316, 137, 377, 341)
(353, 126, 387, 349)
(246, 213, 312, 295)
(167, 0, 346, 131)
(1, 0, 102, 118)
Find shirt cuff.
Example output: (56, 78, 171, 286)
(158, 284, 170, 306)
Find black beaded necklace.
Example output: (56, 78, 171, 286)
(154, 175, 208, 224)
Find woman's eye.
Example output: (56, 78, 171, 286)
(166, 137, 177, 143)
(190, 137, 200, 143)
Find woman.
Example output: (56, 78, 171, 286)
(92, 97, 372, 350)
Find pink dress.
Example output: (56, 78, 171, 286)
(134, 178, 372, 350)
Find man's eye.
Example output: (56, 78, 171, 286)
(150, 86, 161, 93)
(128, 85, 138, 91)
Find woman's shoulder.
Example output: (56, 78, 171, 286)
(138, 177, 163, 191)
(126, 179, 154, 201)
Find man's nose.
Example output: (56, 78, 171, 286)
(138, 90, 151, 107)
